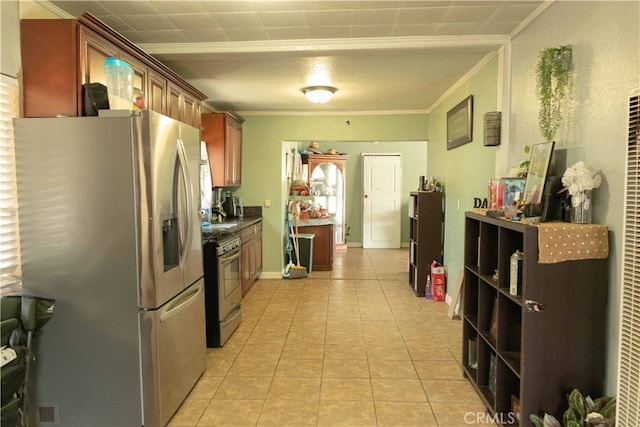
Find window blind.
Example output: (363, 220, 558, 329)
(618, 90, 640, 425)
(0, 74, 22, 294)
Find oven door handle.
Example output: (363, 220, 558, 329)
(219, 248, 240, 264)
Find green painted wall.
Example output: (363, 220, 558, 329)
(233, 115, 428, 275)
(507, 0, 639, 396)
(235, 60, 499, 282)
(427, 57, 499, 289)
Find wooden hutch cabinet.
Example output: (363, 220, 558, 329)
(462, 212, 608, 425)
(306, 154, 349, 249)
(20, 13, 206, 129)
(201, 112, 244, 187)
(408, 191, 444, 296)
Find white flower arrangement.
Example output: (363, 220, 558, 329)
(561, 161, 602, 207)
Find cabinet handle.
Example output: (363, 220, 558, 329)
(524, 300, 545, 312)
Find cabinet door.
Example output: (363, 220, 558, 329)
(148, 70, 167, 114)
(167, 82, 183, 121)
(79, 26, 118, 86)
(307, 155, 348, 247)
(252, 230, 262, 279)
(201, 113, 224, 186)
(225, 119, 242, 186)
(201, 113, 243, 187)
(182, 92, 198, 128)
(119, 52, 147, 105)
(240, 243, 251, 294)
(20, 19, 80, 117)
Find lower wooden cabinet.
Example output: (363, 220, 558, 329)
(297, 223, 334, 271)
(240, 221, 262, 295)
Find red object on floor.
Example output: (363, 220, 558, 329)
(431, 260, 446, 302)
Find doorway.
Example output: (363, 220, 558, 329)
(362, 154, 402, 248)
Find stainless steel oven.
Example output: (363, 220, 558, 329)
(203, 232, 242, 347)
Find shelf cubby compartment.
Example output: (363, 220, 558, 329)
(496, 358, 521, 426)
(409, 238, 418, 288)
(476, 342, 497, 410)
(463, 269, 479, 318)
(478, 281, 498, 350)
(498, 227, 524, 291)
(497, 294, 522, 376)
(478, 222, 499, 276)
(464, 216, 480, 268)
(462, 322, 479, 379)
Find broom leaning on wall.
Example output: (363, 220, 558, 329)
(283, 200, 308, 279)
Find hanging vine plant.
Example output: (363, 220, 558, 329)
(536, 45, 573, 141)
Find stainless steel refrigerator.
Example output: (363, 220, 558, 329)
(14, 110, 206, 426)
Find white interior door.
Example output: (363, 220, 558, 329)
(362, 154, 402, 248)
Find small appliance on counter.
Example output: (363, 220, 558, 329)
(223, 196, 244, 218)
(211, 187, 226, 221)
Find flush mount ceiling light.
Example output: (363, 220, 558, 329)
(301, 86, 337, 104)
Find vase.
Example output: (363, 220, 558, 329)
(571, 189, 592, 223)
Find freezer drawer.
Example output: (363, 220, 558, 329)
(220, 305, 242, 346)
(140, 279, 206, 426)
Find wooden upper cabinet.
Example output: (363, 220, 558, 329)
(182, 92, 199, 129)
(119, 52, 148, 103)
(225, 118, 242, 186)
(167, 82, 183, 122)
(201, 112, 244, 187)
(20, 13, 206, 125)
(20, 19, 80, 117)
(78, 26, 118, 87)
(147, 70, 167, 114)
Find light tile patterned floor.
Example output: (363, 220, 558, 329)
(169, 248, 496, 427)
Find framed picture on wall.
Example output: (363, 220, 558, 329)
(523, 141, 555, 204)
(447, 95, 473, 150)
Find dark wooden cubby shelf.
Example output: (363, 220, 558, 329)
(408, 191, 444, 297)
(462, 212, 608, 426)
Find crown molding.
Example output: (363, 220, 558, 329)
(32, 0, 75, 18)
(140, 34, 510, 56)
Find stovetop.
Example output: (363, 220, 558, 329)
(203, 232, 241, 255)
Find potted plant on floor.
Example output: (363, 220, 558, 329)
(530, 389, 616, 427)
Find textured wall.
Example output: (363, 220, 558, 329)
(426, 57, 499, 289)
(509, 0, 640, 394)
(239, 114, 429, 275)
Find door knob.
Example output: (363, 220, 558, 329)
(364, 194, 368, 198)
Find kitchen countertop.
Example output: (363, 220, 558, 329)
(202, 216, 262, 243)
(298, 218, 334, 227)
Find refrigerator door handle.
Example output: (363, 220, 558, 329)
(176, 138, 193, 269)
(160, 281, 203, 322)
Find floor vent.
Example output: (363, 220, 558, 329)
(36, 403, 58, 425)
